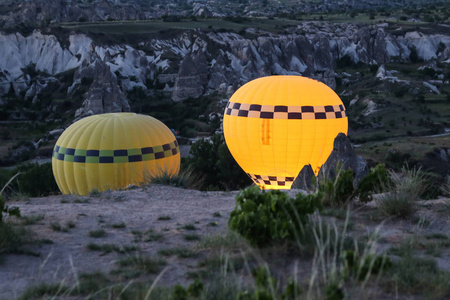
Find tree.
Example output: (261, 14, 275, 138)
(409, 46, 419, 63)
(183, 134, 251, 190)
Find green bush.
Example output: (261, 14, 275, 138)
(16, 163, 59, 197)
(336, 54, 354, 68)
(182, 134, 252, 190)
(356, 163, 389, 202)
(317, 163, 389, 205)
(229, 186, 322, 247)
(319, 169, 355, 206)
(409, 46, 419, 63)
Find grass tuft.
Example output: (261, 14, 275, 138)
(73, 198, 90, 203)
(181, 224, 197, 230)
(184, 233, 201, 241)
(157, 215, 171, 221)
(158, 247, 197, 258)
(197, 230, 247, 251)
(21, 214, 45, 225)
(145, 167, 205, 190)
(383, 254, 450, 299)
(0, 222, 30, 255)
(376, 166, 428, 218)
(111, 222, 126, 229)
(144, 229, 164, 242)
(86, 243, 138, 254)
(117, 255, 167, 274)
(441, 176, 450, 197)
(50, 222, 62, 232)
(66, 221, 76, 229)
(18, 283, 69, 300)
(89, 229, 107, 238)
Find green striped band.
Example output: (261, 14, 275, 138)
(52, 140, 179, 163)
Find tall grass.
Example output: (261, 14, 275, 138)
(0, 172, 21, 200)
(144, 166, 204, 190)
(441, 175, 450, 197)
(0, 172, 26, 257)
(305, 212, 389, 299)
(376, 166, 429, 217)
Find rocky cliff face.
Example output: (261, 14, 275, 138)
(75, 53, 130, 118)
(172, 50, 209, 102)
(0, 22, 449, 115)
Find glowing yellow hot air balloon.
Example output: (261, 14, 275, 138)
(223, 76, 348, 190)
(52, 113, 180, 195)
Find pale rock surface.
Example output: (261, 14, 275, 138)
(172, 50, 209, 102)
(0, 22, 449, 112)
(423, 82, 440, 94)
(75, 56, 130, 117)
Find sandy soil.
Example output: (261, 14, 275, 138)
(1, 185, 242, 299)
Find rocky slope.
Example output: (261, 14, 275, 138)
(0, 22, 449, 117)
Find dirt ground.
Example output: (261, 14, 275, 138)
(1, 185, 243, 299)
(1, 185, 450, 299)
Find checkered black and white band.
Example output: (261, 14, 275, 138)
(225, 101, 346, 120)
(247, 173, 296, 187)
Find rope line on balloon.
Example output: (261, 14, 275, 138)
(52, 140, 179, 163)
(225, 101, 347, 120)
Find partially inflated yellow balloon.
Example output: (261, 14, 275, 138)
(52, 113, 180, 195)
(223, 76, 348, 190)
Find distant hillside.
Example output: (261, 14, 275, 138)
(0, 0, 448, 28)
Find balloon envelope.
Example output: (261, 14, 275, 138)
(52, 113, 180, 195)
(223, 75, 348, 190)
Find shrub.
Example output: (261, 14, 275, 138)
(228, 186, 322, 247)
(15, 163, 59, 197)
(319, 168, 355, 205)
(336, 54, 354, 68)
(356, 163, 389, 202)
(0, 222, 28, 255)
(182, 134, 252, 190)
(409, 46, 419, 63)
